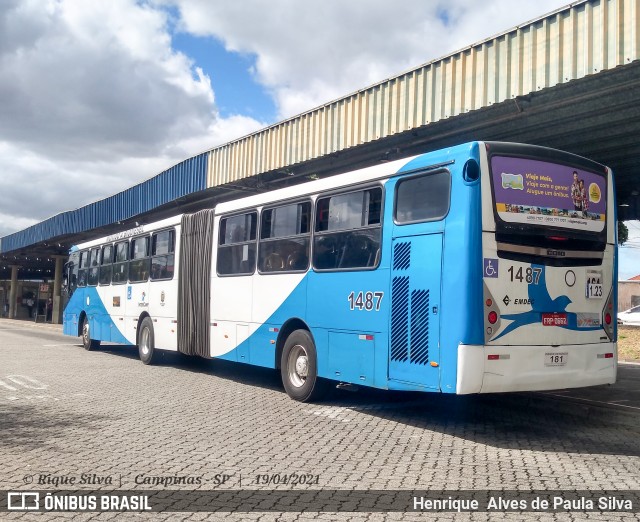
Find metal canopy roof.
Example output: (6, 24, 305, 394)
(1, 0, 639, 280)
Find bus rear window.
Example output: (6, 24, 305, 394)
(490, 155, 607, 234)
(395, 170, 450, 224)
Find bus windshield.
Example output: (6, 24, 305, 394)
(490, 155, 607, 236)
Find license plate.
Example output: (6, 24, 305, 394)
(545, 352, 568, 366)
(542, 313, 568, 326)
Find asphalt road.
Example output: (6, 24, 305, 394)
(1, 319, 639, 521)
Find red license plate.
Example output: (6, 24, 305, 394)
(542, 313, 568, 326)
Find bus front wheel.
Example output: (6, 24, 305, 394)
(281, 329, 327, 402)
(138, 317, 157, 365)
(81, 317, 100, 351)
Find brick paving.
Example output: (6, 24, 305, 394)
(0, 319, 639, 521)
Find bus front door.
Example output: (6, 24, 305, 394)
(388, 233, 442, 390)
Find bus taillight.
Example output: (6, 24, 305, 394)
(488, 311, 498, 324)
(604, 313, 612, 325)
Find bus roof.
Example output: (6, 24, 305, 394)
(72, 141, 482, 251)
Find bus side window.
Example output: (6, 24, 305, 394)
(87, 247, 100, 286)
(394, 170, 451, 224)
(112, 241, 129, 284)
(259, 201, 311, 273)
(129, 236, 150, 282)
(217, 212, 257, 276)
(99, 244, 113, 285)
(65, 255, 79, 296)
(151, 229, 175, 280)
(313, 187, 382, 271)
(77, 251, 89, 287)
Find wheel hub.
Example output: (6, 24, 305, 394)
(141, 329, 150, 355)
(287, 344, 310, 388)
(295, 355, 308, 378)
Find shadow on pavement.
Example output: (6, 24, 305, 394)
(0, 402, 109, 451)
(89, 344, 640, 458)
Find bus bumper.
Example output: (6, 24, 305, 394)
(456, 342, 617, 394)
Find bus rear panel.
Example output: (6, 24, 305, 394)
(457, 142, 616, 394)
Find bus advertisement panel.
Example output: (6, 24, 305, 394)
(491, 156, 607, 233)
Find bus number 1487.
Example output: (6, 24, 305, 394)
(348, 291, 384, 311)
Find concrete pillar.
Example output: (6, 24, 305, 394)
(0, 281, 6, 317)
(8, 265, 19, 319)
(52, 255, 66, 324)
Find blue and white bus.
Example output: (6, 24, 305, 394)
(63, 142, 617, 401)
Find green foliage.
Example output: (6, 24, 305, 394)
(618, 221, 628, 245)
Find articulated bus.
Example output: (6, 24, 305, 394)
(62, 142, 617, 401)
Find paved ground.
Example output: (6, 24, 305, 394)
(1, 319, 639, 521)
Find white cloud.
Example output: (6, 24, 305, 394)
(0, 0, 263, 237)
(166, 0, 570, 118)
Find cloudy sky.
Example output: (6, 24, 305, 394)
(0, 0, 638, 277)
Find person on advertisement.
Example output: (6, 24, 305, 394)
(571, 171, 581, 211)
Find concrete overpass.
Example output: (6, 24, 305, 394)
(1, 0, 639, 320)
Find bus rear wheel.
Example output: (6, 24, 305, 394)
(81, 317, 100, 351)
(281, 329, 327, 402)
(138, 317, 157, 365)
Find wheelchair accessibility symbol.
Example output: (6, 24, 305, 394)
(483, 258, 499, 278)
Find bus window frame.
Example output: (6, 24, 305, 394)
(99, 244, 113, 286)
(77, 250, 89, 287)
(393, 169, 452, 226)
(312, 183, 384, 273)
(87, 247, 101, 287)
(65, 252, 80, 296)
(485, 143, 609, 247)
(258, 199, 312, 275)
(111, 240, 130, 285)
(129, 235, 151, 283)
(150, 228, 176, 281)
(216, 210, 258, 277)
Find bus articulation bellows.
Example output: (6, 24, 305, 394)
(62, 142, 617, 401)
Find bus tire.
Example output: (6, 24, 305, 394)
(138, 317, 157, 365)
(281, 329, 327, 402)
(81, 317, 100, 351)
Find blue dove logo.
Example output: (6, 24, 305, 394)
(494, 265, 598, 340)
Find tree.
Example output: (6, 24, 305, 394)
(618, 221, 628, 245)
